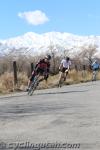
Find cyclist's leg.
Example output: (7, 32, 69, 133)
(92, 70, 97, 81)
(64, 69, 68, 81)
(39, 73, 49, 83)
(92, 71, 94, 81)
(94, 70, 97, 81)
(36, 68, 44, 84)
(63, 73, 66, 81)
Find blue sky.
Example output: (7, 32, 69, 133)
(0, 0, 100, 39)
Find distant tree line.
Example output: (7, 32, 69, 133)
(0, 44, 100, 76)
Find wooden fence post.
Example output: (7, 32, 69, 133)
(83, 65, 86, 71)
(13, 61, 18, 85)
(82, 65, 86, 78)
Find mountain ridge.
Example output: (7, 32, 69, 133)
(0, 32, 100, 56)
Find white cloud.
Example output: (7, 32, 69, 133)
(18, 10, 49, 25)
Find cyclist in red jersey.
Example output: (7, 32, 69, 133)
(27, 54, 51, 91)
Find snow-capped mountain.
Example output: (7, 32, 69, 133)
(0, 32, 100, 57)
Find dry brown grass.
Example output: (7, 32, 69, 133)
(38, 70, 100, 88)
(0, 70, 100, 94)
(0, 72, 28, 94)
(0, 72, 14, 94)
(66, 70, 91, 84)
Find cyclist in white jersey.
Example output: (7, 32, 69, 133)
(58, 57, 71, 87)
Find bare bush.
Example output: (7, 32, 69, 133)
(79, 44, 98, 65)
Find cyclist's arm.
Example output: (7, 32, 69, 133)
(35, 62, 40, 70)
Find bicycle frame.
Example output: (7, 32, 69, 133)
(28, 73, 46, 96)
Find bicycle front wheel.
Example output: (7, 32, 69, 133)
(28, 77, 39, 96)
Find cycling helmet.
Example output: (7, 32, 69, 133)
(45, 54, 51, 60)
(66, 56, 70, 61)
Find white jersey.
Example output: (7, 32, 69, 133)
(60, 59, 71, 68)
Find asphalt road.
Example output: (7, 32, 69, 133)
(0, 81, 100, 150)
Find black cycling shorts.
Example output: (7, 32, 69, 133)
(30, 68, 48, 81)
(61, 67, 68, 73)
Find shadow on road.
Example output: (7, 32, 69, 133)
(0, 89, 89, 99)
(36, 89, 89, 96)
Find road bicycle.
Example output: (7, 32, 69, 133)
(27, 72, 48, 96)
